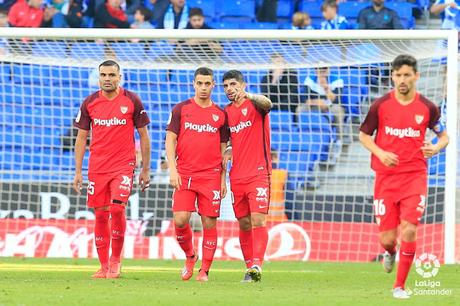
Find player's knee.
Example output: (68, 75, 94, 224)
(251, 214, 266, 228)
(238, 216, 252, 231)
(174, 216, 189, 228)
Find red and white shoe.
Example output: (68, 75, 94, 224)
(181, 252, 198, 281)
(92, 265, 108, 279)
(196, 269, 208, 282)
(106, 262, 121, 279)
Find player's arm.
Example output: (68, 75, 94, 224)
(359, 132, 399, 168)
(421, 131, 449, 159)
(73, 128, 89, 194)
(248, 92, 273, 112)
(222, 140, 232, 170)
(165, 131, 181, 190)
(220, 142, 227, 198)
(137, 126, 151, 191)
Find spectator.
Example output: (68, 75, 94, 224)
(175, 8, 222, 59)
(430, 0, 460, 30)
(257, 0, 278, 22)
(156, 0, 188, 29)
(94, 0, 130, 28)
(358, 0, 403, 29)
(123, 0, 142, 19)
(131, 6, 154, 28)
(8, 0, 54, 27)
(0, 9, 8, 27)
(299, 67, 345, 144)
(65, 0, 85, 28)
(291, 11, 314, 29)
(260, 53, 300, 113)
(149, 0, 169, 25)
(320, 0, 348, 30)
(185, 7, 211, 29)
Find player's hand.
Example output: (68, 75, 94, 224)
(378, 151, 399, 167)
(421, 141, 439, 159)
(220, 180, 227, 199)
(73, 172, 83, 195)
(169, 168, 182, 190)
(222, 148, 232, 170)
(139, 168, 150, 192)
(233, 87, 248, 102)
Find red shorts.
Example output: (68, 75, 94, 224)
(373, 172, 427, 232)
(230, 176, 270, 219)
(87, 169, 134, 208)
(172, 175, 222, 217)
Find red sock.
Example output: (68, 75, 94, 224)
(239, 229, 253, 268)
(381, 242, 397, 255)
(110, 205, 126, 263)
(175, 223, 194, 257)
(394, 241, 416, 289)
(252, 226, 268, 267)
(94, 209, 110, 268)
(201, 227, 217, 272)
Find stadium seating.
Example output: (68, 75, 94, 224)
(188, 0, 216, 20)
(218, 0, 256, 23)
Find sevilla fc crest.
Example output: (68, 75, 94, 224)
(415, 115, 424, 124)
(120, 106, 128, 114)
(212, 114, 219, 122)
(242, 108, 248, 116)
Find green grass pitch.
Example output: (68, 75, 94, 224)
(0, 258, 458, 306)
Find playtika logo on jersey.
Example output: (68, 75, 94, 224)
(229, 120, 252, 133)
(184, 122, 217, 133)
(93, 117, 127, 127)
(384, 126, 421, 138)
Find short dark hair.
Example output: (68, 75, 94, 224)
(189, 7, 204, 18)
(99, 60, 120, 72)
(321, 0, 337, 12)
(222, 70, 245, 83)
(194, 67, 213, 79)
(392, 54, 418, 73)
(137, 6, 152, 21)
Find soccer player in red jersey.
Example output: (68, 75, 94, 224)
(222, 70, 272, 282)
(73, 60, 151, 279)
(359, 55, 449, 299)
(165, 67, 229, 282)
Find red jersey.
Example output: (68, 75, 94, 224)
(74, 88, 150, 174)
(166, 99, 229, 178)
(360, 91, 443, 174)
(225, 99, 272, 180)
(8, 1, 43, 27)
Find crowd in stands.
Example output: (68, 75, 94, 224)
(0, 0, 458, 30)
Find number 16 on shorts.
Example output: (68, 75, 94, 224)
(373, 199, 385, 226)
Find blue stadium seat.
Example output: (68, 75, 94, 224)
(270, 110, 293, 131)
(339, 1, 370, 21)
(32, 86, 54, 105)
(111, 43, 146, 61)
(346, 43, 381, 63)
(341, 86, 367, 116)
(208, 21, 242, 29)
(337, 67, 368, 87)
(13, 64, 52, 85)
(299, 0, 322, 18)
(71, 43, 105, 60)
(279, 151, 317, 175)
(51, 66, 90, 87)
(218, 0, 256, 22)
(0, 63, 11, 83)
(125, 69, 169, 84)
(170, 70, 194, 84)
(306, 45, 342, 64)
(188, 0, 216, 19)
(32, 42, 68, 58)
(277, 0, 293, 19)
(385, 2, 415, 29)
(149, 108, 171, 129)
(150, 128, 165, 150)
(243, 22, 278, 29)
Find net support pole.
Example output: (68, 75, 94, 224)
(444, 30, 458, 265)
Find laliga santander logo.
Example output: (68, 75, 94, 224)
(265, 223, 311, 261)
(415, 253, 440, 278)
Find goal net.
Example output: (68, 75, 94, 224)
(0, 28, 457, 264)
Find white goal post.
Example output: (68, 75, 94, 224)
(0, 28, 457, 264)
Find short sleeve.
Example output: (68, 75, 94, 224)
(428, 101, 445, 134)
(166, 104, 182, 135)
(220, 111, 230, 143)
(74, 97, 92, 130)
(360, 100, 380, 135)
(130, 92, 150, 128)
